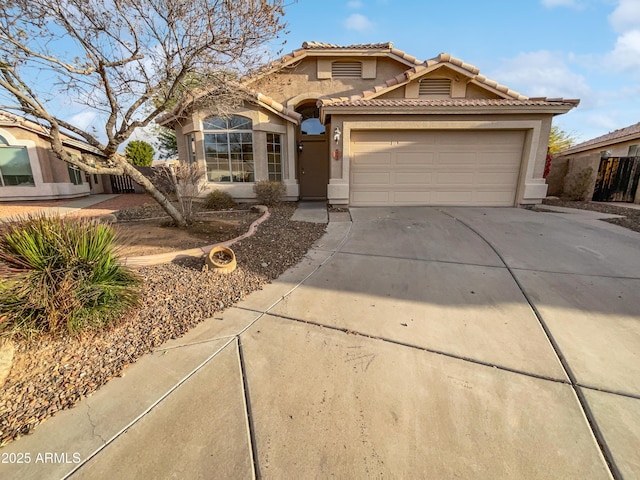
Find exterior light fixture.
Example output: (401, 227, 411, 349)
(333, 127, 341, 142)
(297, 141, 303, 153)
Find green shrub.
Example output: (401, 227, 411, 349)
(0, 213, 140, 337)
(253, 180, 285, 206)
(203, 189, 237, 210)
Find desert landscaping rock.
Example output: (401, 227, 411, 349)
(0, 203, 326, 446)
(543, 198, 640, 233)
(0, 340, 14, 388)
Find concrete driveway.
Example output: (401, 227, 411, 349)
(3, 206, 639, 479)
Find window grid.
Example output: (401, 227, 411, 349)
(266, 133, 282, 181)
(67, 162, 83, 185)
(203, 115, 254, 183)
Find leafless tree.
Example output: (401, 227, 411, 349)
(0, 0, 287, 226)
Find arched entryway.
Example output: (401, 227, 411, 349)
(295, 102, 329, 199)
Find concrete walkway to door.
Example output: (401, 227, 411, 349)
(2, 206, 639, 479)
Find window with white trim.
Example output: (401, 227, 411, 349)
(67, 157, 83, 185)
(332, 61, 362, 78)
(628, 144, 639, 157)
(203, 115, 254, 182)
(419, 78, 452, 96)
(267, 133, 282, 181)
(0, 134, 35, 186)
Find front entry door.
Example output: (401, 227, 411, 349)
(296, 102, 329, 199)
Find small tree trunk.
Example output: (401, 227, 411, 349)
(121, 162, 187, 227)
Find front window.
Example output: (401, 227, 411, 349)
(67, 159, 83, 185)
(267, 133, 282, 181)
(0, 134, 35, 187)
(203, 115, 254, 182)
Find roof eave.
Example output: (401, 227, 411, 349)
(559, 132, 640, 156)
(321, 104, 577, 120)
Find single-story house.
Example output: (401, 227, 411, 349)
(159, 42, 578, 206)
(548, 121, 640, 203)
(0, 110, 109, 201)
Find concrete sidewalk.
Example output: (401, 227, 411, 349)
(2, 206, 639, 479)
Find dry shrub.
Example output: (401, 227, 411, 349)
(253, 180, 285, 206)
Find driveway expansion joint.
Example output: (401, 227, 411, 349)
(336, 249, 507, 269)
(266, 312, 572, 385)
(63, 337, 237, 479)
(439, 209, 623, 480)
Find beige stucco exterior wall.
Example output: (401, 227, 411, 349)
(0, 125, 91, 201)
(548, 152, 601, 201)
(466, 83, 502, 100)
(563, 154, 600, 201)
(251, 57, 410, 105)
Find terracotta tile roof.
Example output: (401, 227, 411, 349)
(346, 52, 528, 103)
(156, 84, 302, 125)
(0, 110, 103, 154)
(559, 121, 640, 155)
(244, 41, 423, 84)
(319, 98, 580, 108)
(302, 41, 393, 50)
(245, 89, 302, 123)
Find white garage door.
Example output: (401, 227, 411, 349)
(350, 130, 525, 206)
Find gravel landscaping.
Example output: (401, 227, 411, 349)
(542, 198, 640, 233)
(0, 203, 326, 447)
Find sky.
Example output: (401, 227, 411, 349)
(277, 0, 640, 144)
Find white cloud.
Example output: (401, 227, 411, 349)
(344, 13, 374, 32)
(347, 0, 363, 8)
(489, 51, 591, 101)
(540, 0, 580, 8)
(69, 110, 98, 131)
(609, 30, 640, 70)
(609, 0, 640, 33)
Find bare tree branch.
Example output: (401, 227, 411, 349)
(0, 0, 289, 227)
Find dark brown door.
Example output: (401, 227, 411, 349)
(296, 102, 329, 199)
(298, 136, 329, 198)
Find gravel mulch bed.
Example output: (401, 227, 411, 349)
(542, 198, 640, 233)
(0, 203, 326, 447)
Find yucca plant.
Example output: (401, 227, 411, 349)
(0, 213, 140, 337)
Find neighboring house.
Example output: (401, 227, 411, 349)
(0, 110, 110, 201)
(548, 121, 640, 203)
(159, 42, 578, 206)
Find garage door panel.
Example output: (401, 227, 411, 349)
(439, 152, 477, 165)
(477, 152, 523, 166)
(351, 191, 390, 204)
(350, 130, 524, 206)
(475, 191, 516, 204)
(352, 172, 391, 185)
(435, 191, 474, 203)
(437, 172, 475, 185)
(477, 172, 519, 185)
(393, 191, 432, 203)
(396, 152, 434, 165)
(353, 152, 390, 165)
(395, 172, 433, 184)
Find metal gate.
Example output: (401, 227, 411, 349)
(592, 156, 640, 202)
(110, 175, 135, 194)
